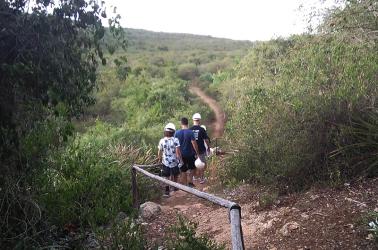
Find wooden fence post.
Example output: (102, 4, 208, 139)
(132, 165, 245, 249)
(131, 167, 139, 209)
(230, 205, 245, 250)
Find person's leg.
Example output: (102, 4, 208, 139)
(199, 154, 207, 184)
(188, 155, 196, 187)
(172, 166, 180, 191)
(162, 165, 170, 196)
(179, 158, 189, 185)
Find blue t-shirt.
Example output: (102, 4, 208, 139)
(190, 125, 209, 154)
(175, 129, 195, 157)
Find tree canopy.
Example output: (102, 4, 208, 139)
(0, 0, 124, 247)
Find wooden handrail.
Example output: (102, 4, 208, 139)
(131, 164, 245, 250)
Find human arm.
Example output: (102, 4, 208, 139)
(191, 140, 200, 158)
(174, 138, 183, 163)
(157, 139, 163, 163)
(176, 146, 183, 165)
(204, 139, 211, 155)
(157, 148, 162, 163)
(202, 129, 211, 155)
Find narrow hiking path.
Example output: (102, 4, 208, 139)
(141, 85, 378, 249)
(142, 84, 238, 248)
(189, 85, 226, 138)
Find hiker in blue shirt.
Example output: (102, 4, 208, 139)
(175, 117, 200, 187)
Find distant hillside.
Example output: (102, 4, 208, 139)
(124, 28, 253, 52)
(102, 27, 254, 78)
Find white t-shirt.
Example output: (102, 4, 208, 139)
(158, 137, 180, 168)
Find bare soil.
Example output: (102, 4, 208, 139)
(189, 85, 226, 138)
(143, 179, 378, 249)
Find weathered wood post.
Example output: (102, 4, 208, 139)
(131, 166, 139, 209)
(229, 204, 244, 250)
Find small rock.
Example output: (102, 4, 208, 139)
(366, 233, 374, 240)
(140, 202, 161, 220)
(263, 219, 274, 229)
(301, 213, 309, 220)
(374, 207, 378, 212)
(279, 222, 300, 236)
(310, 195, 319, 200)
(85, 232, 99, 249)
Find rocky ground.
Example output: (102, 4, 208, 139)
(140, 177, 378, 249)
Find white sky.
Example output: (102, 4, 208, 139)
(105, 0, 331, 41)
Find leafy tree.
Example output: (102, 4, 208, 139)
(0, 0, 125, 247)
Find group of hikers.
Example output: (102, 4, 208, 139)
(157, 113, 210, 196)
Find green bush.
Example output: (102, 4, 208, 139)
(220, 28, 377, 191)
(37, 121, 157, 227)
(330, 111, 378, 179)
(168, 216, 224, 250)
(367, 212, 378, 242)
(199, 72, 213, 83)
(38, 140, 133, 226)
(97, 219, 145, 249)
(177, 63, 199, 80)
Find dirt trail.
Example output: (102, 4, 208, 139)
(143, 84, 233, 247)
(143, 86, 378, 249)
(189, 85, 226, 138)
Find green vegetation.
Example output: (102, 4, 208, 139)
(168, 216, 225, 250)
(217, 0, 377, 192)
(367, 212, 378, 242)
(97, 219, 146, 249)
(82, 28, 252, 145)
(1, 0, 377, 248)
(0, 0, 249, 247)
(0, 0, 126, 247)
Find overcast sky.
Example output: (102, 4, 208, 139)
(105, 0, 331, 41)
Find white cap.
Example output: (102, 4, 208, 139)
(164, 122, 176, 132)
(201, 125, 207, 131)
(192, 113, 201, 120)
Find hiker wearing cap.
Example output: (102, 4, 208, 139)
(158, 122, 183, 197)
(190, 113, 210, 184)
(175, 117, 200, 188)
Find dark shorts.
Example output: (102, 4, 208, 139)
(161, 165, 180, 177)
(180, 155, 196, 173)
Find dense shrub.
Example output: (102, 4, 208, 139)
(219, 2, 377, 191)
(178, 63, 199, 80)
(37, 121, 157, 227)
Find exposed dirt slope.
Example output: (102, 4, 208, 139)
(189, 85, 226, 138)
(144, 179, 378, 249)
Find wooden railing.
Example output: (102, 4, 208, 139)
(131, 164, 245, 250)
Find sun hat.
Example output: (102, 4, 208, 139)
(195, 158, 205, 169)
(164, 122, 176, 131)
(192, 113, 201, 120)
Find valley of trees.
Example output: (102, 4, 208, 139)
(0, 0, 377, 248)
